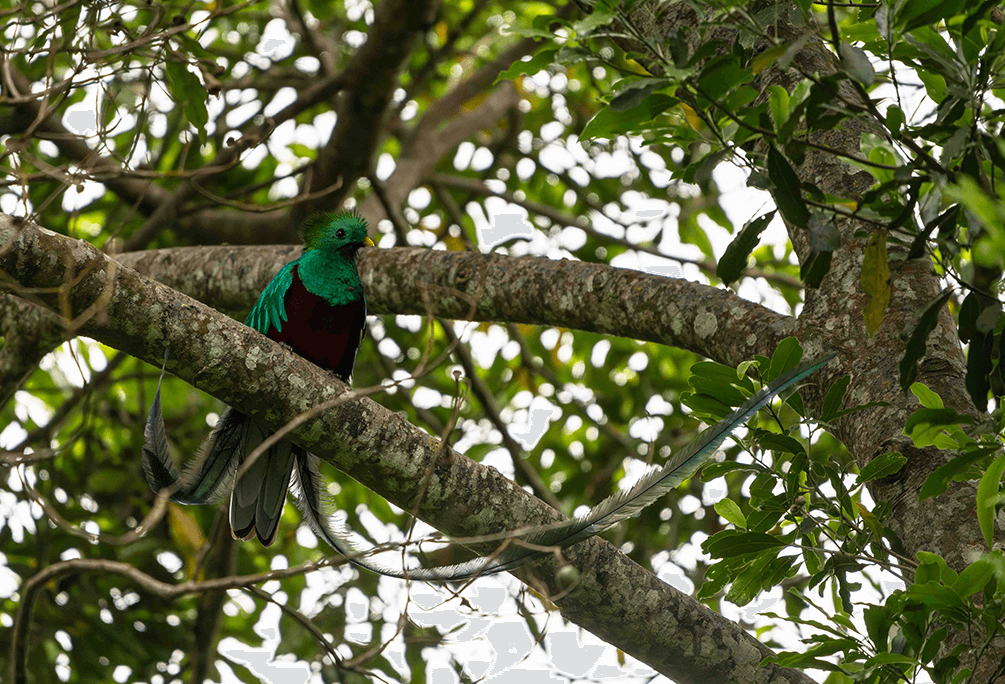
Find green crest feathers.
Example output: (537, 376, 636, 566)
(301, 210, 369, 249)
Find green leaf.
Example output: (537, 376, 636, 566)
(921, 447, 997, 500)
(966, 330, 993, 412)
(703, 530, 787, 558)
(903, 582, 967, 616)
(723, 562, 766, 606)
(864, 604, 893, 651)
(690, 360, 754, 392)
(921, 629, 950, 669)
(961, 0, 1000, 34)
(177, 34, 215, 63)
(702, 461, 762, 479)
(726, 554, 795, 606)
(952, 557, 995, 597)
(756, 432, 806, 456)
(886, 105, 905, 137)
(572, 11, 616, 36)
(767, 147, 809, 229)
(554, 45, 595, 65)
(857, 451, 907, 483)
(714, 498, 747, 528)
(839, 42, 876, 86)
(681, 392, 733, 421)
(609, 81, 661, 112)
(288, 143, 316, 159)
(917, 550, 958, 583)
(697, 55, 747, 101)
(977, 454, 1005, 549)
(899, 289, 954, 391)
(580, 93, 678, 140)
(900, 0, 966, 31)
(752, 44, 789, 75)
(496, 47, 558, 83)
(748, 506, 784, 532)
(910, 382, 944, 409)
(865, 653, 917, 667)
(802, 546, 823, 574)
(678, 202, 719, 255)
(861, 231, 890, 335)
(767, 85, 790, 133)
(716, 210, 776, 286)
(767, 337, 803, 381)
(164, 62, 208, 135)
(904, 407, 974, 447)
(772, 640, 855, 670)
(801, 213, 840, 288)
(821, 375, 850, 421)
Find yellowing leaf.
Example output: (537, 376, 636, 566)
(624, 59, 652, 76)
(169, 503, 207, 557)
(444, 236, 466, 251)
(752, 44, 788, 74)
(861, 230, 890, 335)
(681, 103, 702, 131)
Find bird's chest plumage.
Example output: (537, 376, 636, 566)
(266, 264, 365, 382)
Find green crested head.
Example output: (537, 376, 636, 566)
(301, 211, 373, 253)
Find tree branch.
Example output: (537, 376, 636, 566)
(356, 31, 548, 224)
(108, 243, 796, 364)
(357, 83, 520, 224)
(0, 234, 794, 413)
(0, 214, 816, 684)
(299, 0, 439, 221)
(0, 294, 68, 407)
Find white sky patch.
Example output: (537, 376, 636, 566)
(343, 30, 367, 47)
(263, 86, 297, 118)
(480, 446, 515, 479)
(375, 152, 395, 180)
(508, 397, 560, 450)
(13, 391, 53, 427)
(257, 19, 295, 60)
(225, 100, 261, 128)
(240, 143, 269, 170)
(453, 141, 475, 170)
(63, 102, 97, 136)
(539, 142, 576, 171)
(629, 415, 663, 442)
(476, 208, 535, 250)
(470, 146, 494, 171)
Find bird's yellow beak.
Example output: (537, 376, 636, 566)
(364, 237, 375, 247)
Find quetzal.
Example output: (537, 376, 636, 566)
(143, 211, 375, 547)
(145, 244, 833, 582)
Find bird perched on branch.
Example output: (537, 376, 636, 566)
(143, 210, 835, 581)
(143, 211, 375, 547)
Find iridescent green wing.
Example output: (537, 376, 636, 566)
(244, 261, 295, 335)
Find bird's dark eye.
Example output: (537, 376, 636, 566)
(335, 229, 346, 239)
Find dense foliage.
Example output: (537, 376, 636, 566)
(2, 0, 1005, 682)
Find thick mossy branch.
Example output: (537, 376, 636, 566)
(0, 215, 815, 684)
